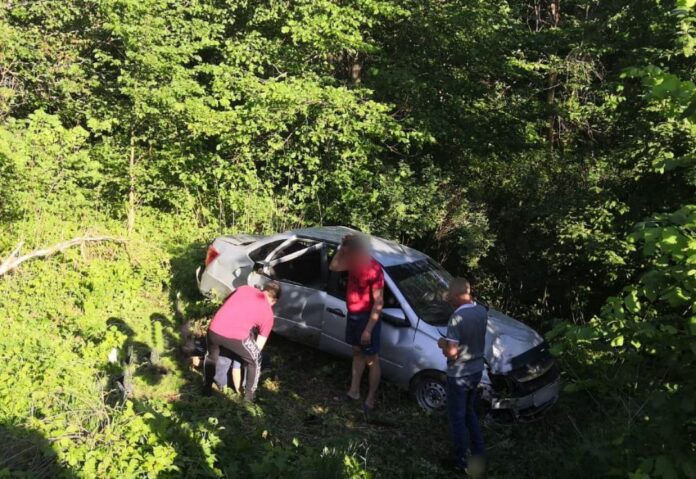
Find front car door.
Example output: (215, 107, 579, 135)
(318, 251, 414, 384)
(373, 275, 411, 379)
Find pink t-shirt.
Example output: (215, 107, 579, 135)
(209, 285, 274, 340)
(346, 258, 384, 314)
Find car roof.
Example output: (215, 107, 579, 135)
(289, 226, 430, 267)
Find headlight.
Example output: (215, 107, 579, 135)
(511, 356, 555, 382)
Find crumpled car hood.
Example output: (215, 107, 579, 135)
(486, 309, 544, 374)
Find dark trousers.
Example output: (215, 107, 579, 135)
(204, 330, 261, 402)
(447, 372, 486, 466)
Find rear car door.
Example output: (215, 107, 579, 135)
(260, 237, 327, 347)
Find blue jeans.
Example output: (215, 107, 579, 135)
(447, 372, 485, 466)
(214, 356, 241, 388)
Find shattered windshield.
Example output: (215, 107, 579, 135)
(386, 258, 454, 325)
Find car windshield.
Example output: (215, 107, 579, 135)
(386, 258, 454, 325)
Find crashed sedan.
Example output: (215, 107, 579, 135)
(197, 226, 560, 417)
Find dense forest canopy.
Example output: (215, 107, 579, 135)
(0, 0, 694, 477)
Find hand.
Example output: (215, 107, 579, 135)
(437, 337, 447, 349)
(360, 330, 372, 345)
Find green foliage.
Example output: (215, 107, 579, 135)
(550, 205, 695, 477)
(0, 214, 375, 477)
(549, 40, 696, 475)
(1, 0, 695, 477)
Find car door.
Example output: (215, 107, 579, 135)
(318, 263, 412, 377)
(260, 237, 327, 348)
(318, 269, 352, 358)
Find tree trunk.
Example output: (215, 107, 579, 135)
(127, 134, 137, 235)
(0, 236, 126, 277)
(546, 0, 560, 154)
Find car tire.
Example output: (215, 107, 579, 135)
(412, 372, 448, 413)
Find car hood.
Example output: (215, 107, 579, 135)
(435, 308, 544, 374)
(486, 309, 544, 374)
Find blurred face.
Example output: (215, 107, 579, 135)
(347, 246, 370, 266)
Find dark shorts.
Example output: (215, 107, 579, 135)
(345, 312, 381, 356)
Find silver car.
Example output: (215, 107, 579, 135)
(197, 226, 560, 417)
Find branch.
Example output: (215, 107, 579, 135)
(0, 236, 127, 277)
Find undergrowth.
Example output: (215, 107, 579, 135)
(0, 210, 656, 479)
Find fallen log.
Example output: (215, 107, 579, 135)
(0, 236, 127, 277)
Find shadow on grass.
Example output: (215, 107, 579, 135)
(0, 421, 75, 478)
(168, 240, 207, 304)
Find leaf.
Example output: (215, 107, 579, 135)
(625, 289, 641, 314)
(689, 316, 696, 336)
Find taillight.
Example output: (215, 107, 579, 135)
(205, 245, 219, 266)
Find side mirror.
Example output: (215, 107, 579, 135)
(382, 308, 410, 328)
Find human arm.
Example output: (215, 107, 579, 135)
(256, 310, 274, 351)
(329, 235, 355, 271)
(329, 249, 348, 272)
(438, 313, 462, 359)
(329, 246, 348, 271)
(255, 335, 269, 351)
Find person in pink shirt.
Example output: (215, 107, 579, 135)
(203, 282, 281, 402)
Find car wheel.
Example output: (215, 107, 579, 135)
(412, 372, 448, 413)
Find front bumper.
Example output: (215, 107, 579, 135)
(486, 341, 561, 418)
(489, 378, 560, 413)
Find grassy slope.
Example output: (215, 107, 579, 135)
(0, 214, 604, 478)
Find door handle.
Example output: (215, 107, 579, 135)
(326, 307, 346, 317)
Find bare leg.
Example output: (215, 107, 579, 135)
(348, 346, 366, 399)
(231, 367, 242, 393)
(364, 354, 381, 408)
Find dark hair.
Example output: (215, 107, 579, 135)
(262, 281, 282, 300)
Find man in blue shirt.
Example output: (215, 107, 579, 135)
(437, 277, 487, 474)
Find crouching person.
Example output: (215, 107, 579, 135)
(437, 278, 487, 475)
(203, 282, 281, 402)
